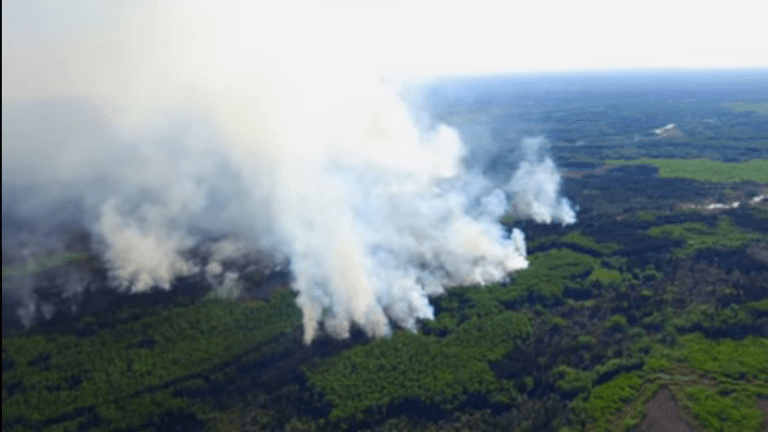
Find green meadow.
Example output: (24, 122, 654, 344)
(605, 158, 768, 183)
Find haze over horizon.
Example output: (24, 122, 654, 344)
(3, 0, 767, 101)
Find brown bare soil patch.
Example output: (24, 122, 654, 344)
(758, 399, 768, 432)
(636, 388, 699, 432)
(561, 164, 619, 179)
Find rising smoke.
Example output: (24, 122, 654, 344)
(2, 1, 575, 342)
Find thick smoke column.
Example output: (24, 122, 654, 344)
(215, 66, 533, 342)
(2, 1, 575, 342)
(507, 137, 577, 225)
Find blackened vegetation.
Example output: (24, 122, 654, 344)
(15, 271, 211, 339)
(173, 327, 376, 431)
(2, 349, 17, 372)
(27, 352, 52, 372)
(240, 270, 293, 302)
(1, 232, 289, 338)
(126, 338, 157, 350)
(562, 168, 719, 219)
(140, 411, 207, 432)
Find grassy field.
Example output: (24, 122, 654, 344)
(605, 158, 768, 183)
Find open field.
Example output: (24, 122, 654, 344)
(605, 158, 768, 183)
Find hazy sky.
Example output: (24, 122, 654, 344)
(3, 0, 766, 99)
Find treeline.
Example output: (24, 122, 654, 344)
(3, 218, 768, 431)
(2, 288, 302, 432)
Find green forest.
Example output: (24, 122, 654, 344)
(3, 201, 767, 431)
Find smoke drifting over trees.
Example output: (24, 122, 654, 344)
(2, 1, 575, 341)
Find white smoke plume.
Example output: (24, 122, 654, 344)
(97, 199, 197, 292)
(2, 1, 575, 341)
(507, 137, 577, 226)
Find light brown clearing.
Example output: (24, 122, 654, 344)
(757, 399, 768, 432)
(635, 388, 699, 432)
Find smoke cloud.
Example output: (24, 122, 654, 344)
(507, 137, 577, 225)
(2, 1, 575, 342)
